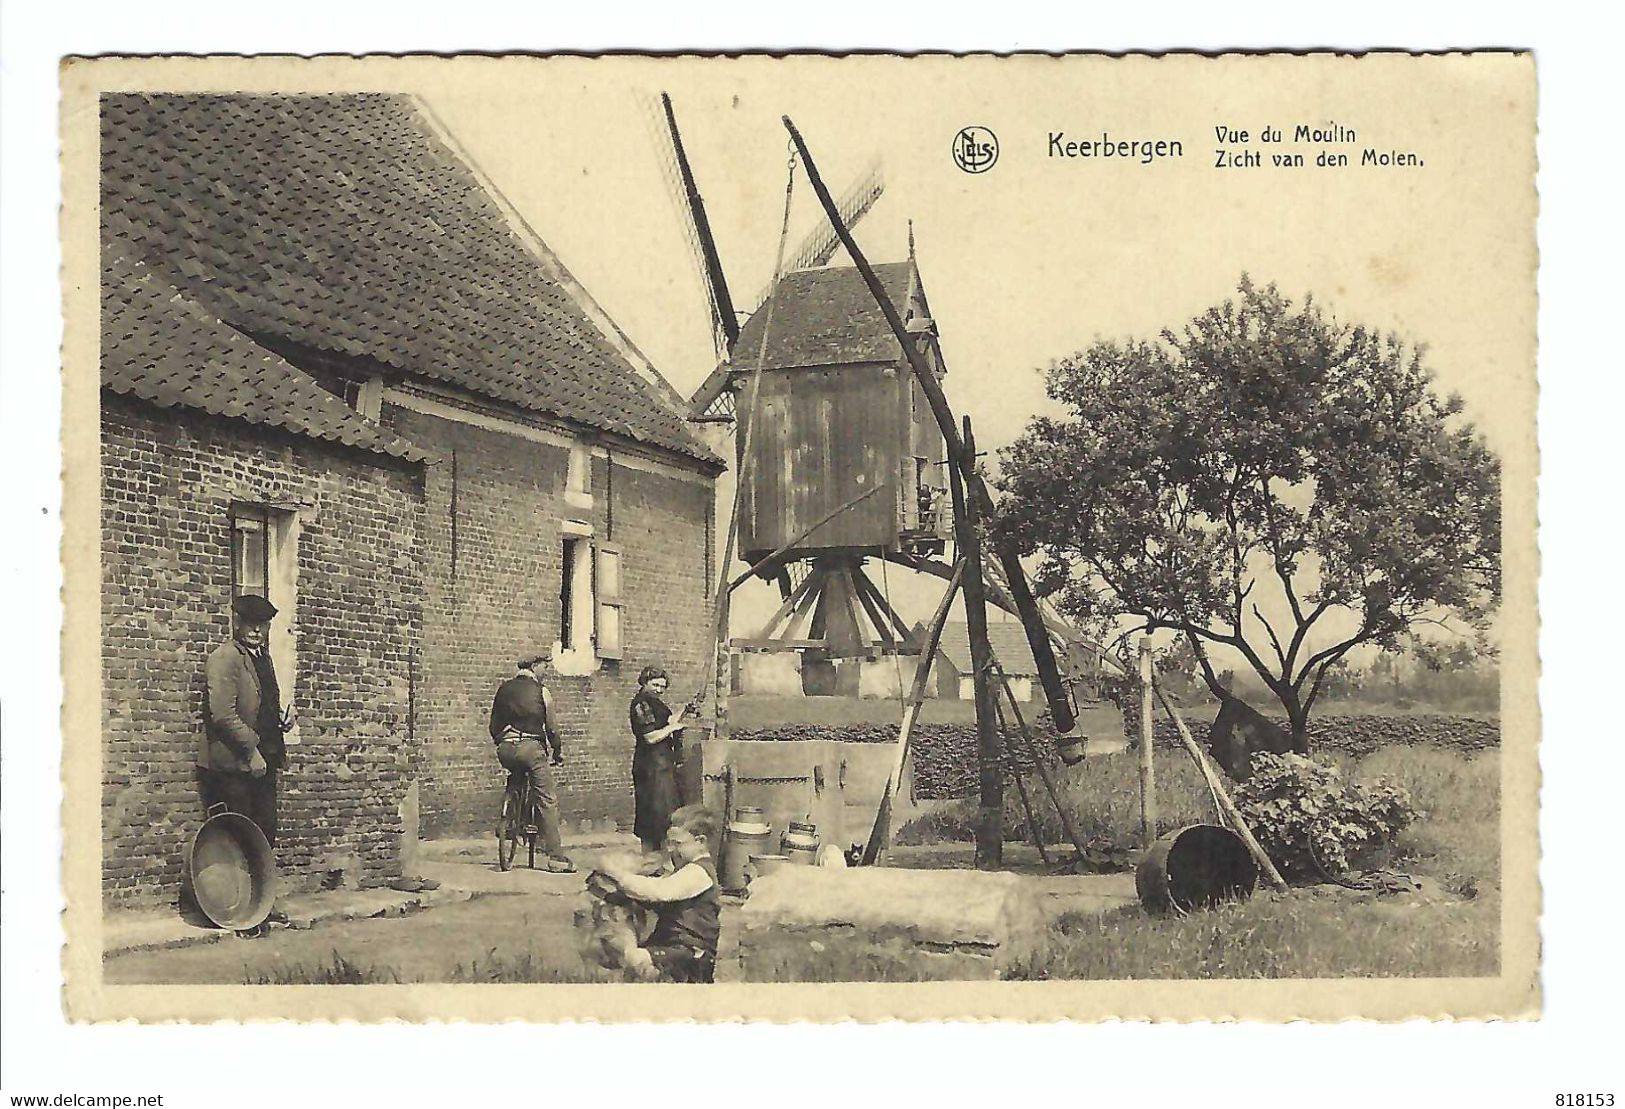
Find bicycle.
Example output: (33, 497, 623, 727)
(497, 770, 543, 872)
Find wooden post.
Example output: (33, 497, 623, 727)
(1138, 638, 1158, 850)
(952, 417, 1002, 869)
(696, 147, 800, 735)
(1153, 676, 1290, 892)
(714, 598, 732, 737)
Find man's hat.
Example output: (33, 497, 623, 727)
(232, 593, 278, 621)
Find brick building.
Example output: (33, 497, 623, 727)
(100, 94, 721, 905)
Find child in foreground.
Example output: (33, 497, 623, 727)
(594, 805, 721, 983)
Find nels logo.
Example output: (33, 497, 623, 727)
(952, 126, 999, 174)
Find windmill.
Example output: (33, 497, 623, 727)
(651, 94, 1079, 743)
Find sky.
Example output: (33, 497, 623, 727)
(417, 54, 1535, 667)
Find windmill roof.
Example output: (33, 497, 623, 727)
(689, 260, 925, 414)
(101, 93, 718, 466)
(102, 242, 432, 463)
(936, 620, 1040, 677)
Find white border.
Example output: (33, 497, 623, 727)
(4, 2, 1621, 1102)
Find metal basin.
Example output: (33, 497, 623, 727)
(183, 809, 276, 930)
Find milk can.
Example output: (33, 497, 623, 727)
(781, 820, 821, 866)
(721, 806, 772, 891)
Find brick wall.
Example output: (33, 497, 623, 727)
(100, 393, 424, 906)
(384, 393, 716, 838)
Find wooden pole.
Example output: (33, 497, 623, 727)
(861, 562, 964, 864)
(695, 148, 799, 735)
(1152, 676, 1289, 892)
(782, 116, 1075, 736)
(953, 417, 1002, 869)
(1138, 638, 1158, 850)
(660, 93, 740, 352)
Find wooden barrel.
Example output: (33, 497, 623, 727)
(1135, 824, 1258, 913)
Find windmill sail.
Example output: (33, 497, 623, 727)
(745, 158, 884, 312)
(643, 92, 739, 359)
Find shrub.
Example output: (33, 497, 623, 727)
(1232, 753, 1419, 880)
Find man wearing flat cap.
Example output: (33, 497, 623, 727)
(489, 653, 574, 873)
(201, 593, 295, 900)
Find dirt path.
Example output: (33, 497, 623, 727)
(102, 835, 1137, 984)
(104, 888, 592, 984)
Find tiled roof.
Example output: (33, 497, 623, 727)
(935, 620, 1040, 677)
(102, 243, 433, 463)
(732, 262, 918, 371)
(688, 261, 923, 415)
(101, 93, 717, 466)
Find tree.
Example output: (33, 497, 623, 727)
(995, 277, 1501, 751)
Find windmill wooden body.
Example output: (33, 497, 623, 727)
(692, 260, 953, 661)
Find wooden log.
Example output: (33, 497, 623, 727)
(1152, 676, 1289, 892)
(954, 418, 1002, 869)
(1138, 638, 1157, 850)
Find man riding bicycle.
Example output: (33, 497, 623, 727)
(489, 653, 575, 873)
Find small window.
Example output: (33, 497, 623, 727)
(567, 439, 592, 497)
(232, 509, 269, 599)
(595, 543, 624, 660)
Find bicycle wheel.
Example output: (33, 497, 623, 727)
(525, 788, 539, 870)
(497, 784, 520, 872)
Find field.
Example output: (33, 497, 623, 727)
(729, 692, 1496, 730)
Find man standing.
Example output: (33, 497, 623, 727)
(202, 592, 294, 925)
(490, 654, 575, 873)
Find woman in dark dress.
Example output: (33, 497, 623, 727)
(630, 666, 687, 852)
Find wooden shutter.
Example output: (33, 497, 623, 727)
(594, 543, 624, 660)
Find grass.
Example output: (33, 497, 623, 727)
(447, 946, 603, 984)
(895, 747, 1227, 851)
(1011, 890, 1499, 979)
(247, 951, 401, 985)
(881, 744, 1501, 980)
(242, 943, 604, 985)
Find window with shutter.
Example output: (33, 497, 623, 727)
(594, 543, 624, 660)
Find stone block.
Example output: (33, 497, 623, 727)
(736, 866, 1045, 980)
